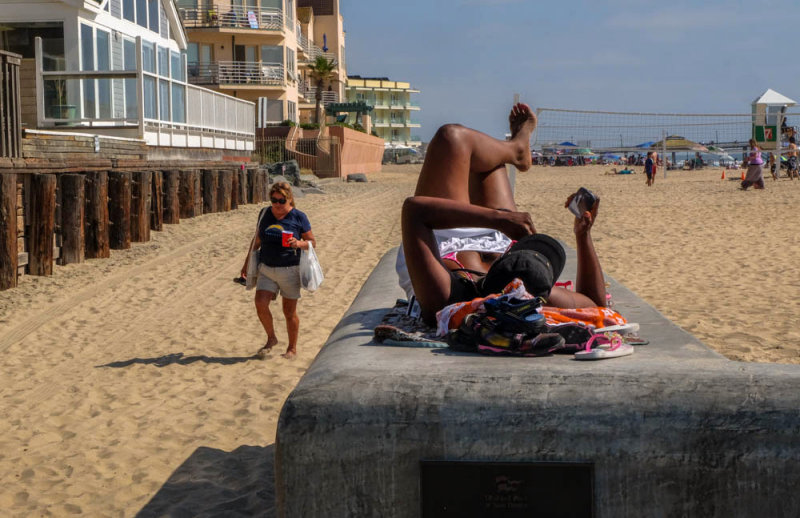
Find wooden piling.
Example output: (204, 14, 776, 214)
(59, 174, 85, 265)
(150, 170, 163, 231)
(130, 170, 151, 242)
(179, 170, 195, 218)
(28, 173, 57, 275)
(248, 169, 258, 204)
(108, 171, 131, 250)
(217, 169, 232, 212)
(239, 168, 248, 206)
(231, 169, 239, 210)
(162, 170, 180, 224)
(202, 169, 218, 214)
(192, 170, 203, 217)
(0, 173, 17, 289)
(84, 171, 109, 259)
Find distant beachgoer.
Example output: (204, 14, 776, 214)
(399, 103, 608, 325)
(241, 181, 316, 359)
(742, 139, 765, 190)
(644, 151, 656, 187)
(768, 153, 778, 181)
(788, 137, 799, 180)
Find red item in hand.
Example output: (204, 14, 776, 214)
(281, 231, 293, 247)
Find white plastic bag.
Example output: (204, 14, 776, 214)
(299, 243, 324, 292)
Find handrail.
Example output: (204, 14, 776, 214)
(178, 5, 283, 30)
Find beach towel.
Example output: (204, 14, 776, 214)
(374, 300, 446, 348)
(541, 306, 627, 329)
(435, 278, 531, 336)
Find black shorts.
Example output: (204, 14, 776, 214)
(646, 171, 654, 180)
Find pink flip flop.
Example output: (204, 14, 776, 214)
(574, 332, 633, 360)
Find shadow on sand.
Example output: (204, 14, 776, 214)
(96, 352, 258, 368)
(136, 444, 275, 517)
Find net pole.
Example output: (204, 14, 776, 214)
(662, 130, 667, 179)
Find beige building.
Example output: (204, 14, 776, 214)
(176, 0, 346, 126)
(346, 75, 420, 147)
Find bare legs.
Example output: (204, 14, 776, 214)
(413, 103, 536, 209)
(254, 290, 299, 359)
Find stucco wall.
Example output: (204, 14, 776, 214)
(327, 126, 382, 176)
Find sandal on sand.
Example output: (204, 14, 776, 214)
(574, 333, 633, 360)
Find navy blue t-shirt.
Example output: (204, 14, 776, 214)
(258, 207, 311, 267)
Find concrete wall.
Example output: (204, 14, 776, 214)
(327, 126, 382, 176)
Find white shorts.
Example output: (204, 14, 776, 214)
(256, 263, 301, 299)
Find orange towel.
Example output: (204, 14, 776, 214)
(541, 306, 627, 328)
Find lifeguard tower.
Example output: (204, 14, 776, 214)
(752, 88, 796, 150)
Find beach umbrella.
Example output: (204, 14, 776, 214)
(558, 141, 578, 147)
(651, 135, 708, 152)
(635, 141, 656, 148)
(575, 148, 594, 155)
(603, 153, 621, 160)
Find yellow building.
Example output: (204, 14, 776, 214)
(176, 0, 346, 126)
(346, 75, 420, 147)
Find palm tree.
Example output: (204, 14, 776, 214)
(307, 56, 337, 124)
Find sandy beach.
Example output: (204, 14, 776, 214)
(1, 162, 799, 515)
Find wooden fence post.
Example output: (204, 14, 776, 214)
(248, 169, 258, 204)
(28, 173, 57, 275)
(202, 169, 218, 214)
(60, 173, 85, 265)
(162, 170, 180, 224)
(150, 170, 163, 231)
(108, 171, 131, 250)
(231, 168, 240, 210)
(0, 173, 17, 289)
(130, 170, 151, 242)
(85, 171, 109, 259)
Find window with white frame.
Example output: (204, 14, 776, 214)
(79, 23, 112, 120)
(121, 0, 161, 35)
(288, 100, 296, 123)
(286, 47, 295, 81)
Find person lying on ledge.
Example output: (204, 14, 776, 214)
(400, 103, 606, 326)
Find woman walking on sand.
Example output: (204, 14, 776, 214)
(241, 182, 316, 359)
(742, 139, 765, 190)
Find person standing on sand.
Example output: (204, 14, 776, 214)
(241, 182, 316, 359)
(644, 151, 656, 187)
(788, 137, 799, 180)
(742, 139, 765, 190)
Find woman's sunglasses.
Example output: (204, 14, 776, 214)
(270, 197, 287, 205)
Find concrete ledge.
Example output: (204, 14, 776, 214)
(276, 247, 800, 517)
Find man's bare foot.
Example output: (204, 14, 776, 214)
(281, 348, 296, 360)
(255, 336, 279, 359)
(508, 103, 536, 171)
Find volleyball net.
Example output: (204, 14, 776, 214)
(532, 108, 761, 155)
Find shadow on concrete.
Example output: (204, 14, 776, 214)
(96, 352, 258, 368)
(136, 444, 275, 518)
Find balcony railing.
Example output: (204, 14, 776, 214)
(299, 82, 339, 105)
(188, 61, 285, 87)
(178, 5, 283, 30)
(297, 32, 337, 63)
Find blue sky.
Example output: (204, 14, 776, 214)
(342, 0, 800, 142)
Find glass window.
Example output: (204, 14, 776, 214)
(148, 0, 159, 32)
(142, 42, 155, 73)
(172, 51, 184, 81)
(123, 39, 137, 118)
(286, 47, 295, 78)
(159, 79, 169, 120)
(97, 29, 111, 119)
(136, 0, 147, 27)
(171, 84, 185, 123)
(260, 45, 282, 64)
(123, 0, 134, 22)
(80, 24, 96, 118)
(157, 46, 169, 77)
(285, 0, 293, 26)
(143, 76, 156, 118)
